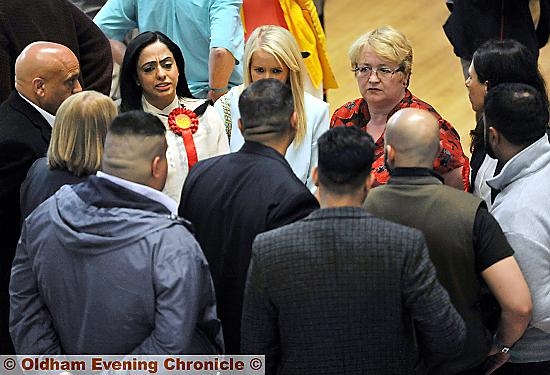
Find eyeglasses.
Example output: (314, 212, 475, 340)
(351, 65, 403, 79)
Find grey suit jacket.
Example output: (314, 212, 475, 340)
(241, 207, 466, 375)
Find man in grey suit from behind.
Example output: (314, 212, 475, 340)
(241, 126, 466, 375)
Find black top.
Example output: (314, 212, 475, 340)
(443, 0, 550, 60)
(179, 141, 319, 353)
(20, 157, 88, 221)
(0, 92, 53, 354)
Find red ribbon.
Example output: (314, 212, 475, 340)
(167, 107, 199, 169)
(182, 130, 198, 169)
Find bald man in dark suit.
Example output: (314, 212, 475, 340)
(0, 42, 83, 353)
(0, 0, 112, 102)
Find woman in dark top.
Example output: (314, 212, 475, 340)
(20, 91, 117, 220)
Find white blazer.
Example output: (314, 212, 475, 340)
(215, 85, 329, 192)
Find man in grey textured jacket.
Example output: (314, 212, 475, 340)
(241, 126, 466, 374)
(9, 111, 223, 354)
(484, 83, 550, 373)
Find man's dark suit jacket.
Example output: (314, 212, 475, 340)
(0, 91, 52, 353)
(242, 207, 466, 375)
(0, 0, 112, 102)
(179, 141, 319, 354)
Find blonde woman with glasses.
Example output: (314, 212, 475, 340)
(215, 25, 329, 192)
(20, 91, 117, 220)
(331, 26, 469, 190)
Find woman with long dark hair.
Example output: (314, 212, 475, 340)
(466, 39, 549, 203)
(119, 31, 229, 203)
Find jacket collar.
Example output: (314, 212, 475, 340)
(18, 92, 55, 126)
(96, 171, 178, 215)
(304, 206, 370, 221)
(7, 90, 52, 143)
(487, 135, 550, 191)
(388, 167, 444, 185)
(72, 175, 174, 216)
(239, 141, 293, 171)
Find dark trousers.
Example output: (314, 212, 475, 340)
(492, 360, 550, 375)
(454, 362, 485, 375)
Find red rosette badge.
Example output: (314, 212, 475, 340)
(168, 107, 199, 169)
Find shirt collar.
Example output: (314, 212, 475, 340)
(358, 89, 413, 119)
(389, 167, 444, 183)
(141, 95, 179, 116)
(18, 92, 55, 126)
(391, 167, 444, 180)
(96, 171, 178, 215)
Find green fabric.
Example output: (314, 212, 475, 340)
(365, 178, 489, 373)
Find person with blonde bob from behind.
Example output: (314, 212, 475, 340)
(20, 91, 117, 220)
(215, 25, 329, 192)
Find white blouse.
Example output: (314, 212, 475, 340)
(143, 96, 229, 204)
(473, 154, 499, 209)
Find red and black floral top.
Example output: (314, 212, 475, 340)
(330, 90, 470, 190)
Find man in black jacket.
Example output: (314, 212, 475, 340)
(179, 79, 319, 354)
(0, 42, 84, 354)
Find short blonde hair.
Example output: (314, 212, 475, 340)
(243, 25, 307, 145)
(48, 91, 117, 176)
(349, 26, 413, 77)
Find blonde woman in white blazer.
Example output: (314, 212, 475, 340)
(215, 25, 329, 192)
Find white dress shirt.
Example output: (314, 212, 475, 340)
(142, 95, 230, 204)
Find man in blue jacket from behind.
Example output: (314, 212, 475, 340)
(9, 110, 223, 354)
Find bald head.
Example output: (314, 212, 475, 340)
(385, 108, 440, 168)
(102, 111, 168, 191)
(15, 41, 82, 115)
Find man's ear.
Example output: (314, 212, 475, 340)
(312, 166, 319, 187)
(385, 144, 396, 167)
(366, 172, 374, 190)
(151, 155, 164, 179)
(33, 77, 45, 97)
(488, 126, 499, 147)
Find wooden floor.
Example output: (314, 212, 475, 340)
(324, 0, 550, 155)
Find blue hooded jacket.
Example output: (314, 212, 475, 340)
(10, 176, 223, 354)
